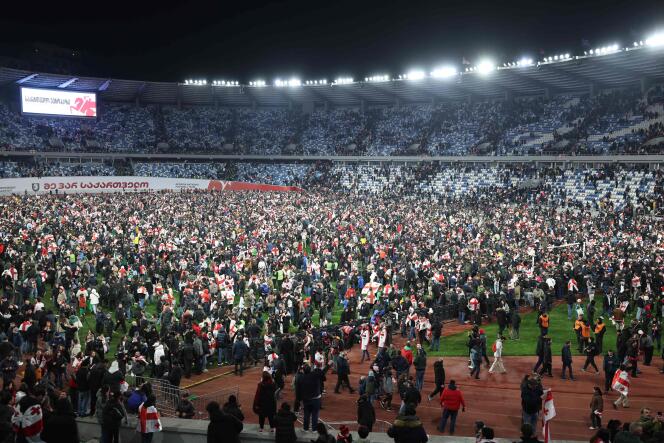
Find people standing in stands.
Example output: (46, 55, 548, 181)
(206, 401, 242, 443)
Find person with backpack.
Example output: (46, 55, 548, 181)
(489, 336, 506, 374)
(365, 369, 377, 404)
(413, 344, 427, 391)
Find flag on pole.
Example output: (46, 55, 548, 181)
(542, 389, 556, 443)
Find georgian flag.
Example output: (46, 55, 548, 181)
(12, 403, 43, 442)
(541, 389, 556, 443)
(137, 403, 162, 434)
(612, 370, 630, 395)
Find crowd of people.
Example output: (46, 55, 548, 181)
(1, 87, 663, 156)
(0, 170, 660, 442)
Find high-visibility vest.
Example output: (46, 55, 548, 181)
(540, 315, 549, 328)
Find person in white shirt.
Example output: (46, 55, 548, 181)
(488, 335, 506, 374)
(89, 289, 100, 314)
(360, 325, 370, 362)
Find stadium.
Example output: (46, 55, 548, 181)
(2, 3, 664, 443)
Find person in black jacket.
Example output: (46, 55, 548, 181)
(357, 394, 376, 432)
(537, 337, 552, 377)
(0, 390, 14, 443)
(75, 360, 91, 417)
(561, 341, 574, 380)
(206, 401, 242, 443)
(427, 359, 446, 401)
(222, 395, 244, 422)
(334, 353, 354, 394)
(387, 404, 428, 443)
(273, 402, 297, 443)
(42, 397, 79, 443)
(102, 392, 127, 443)
(88, 359, 108, 415)
(603, 350, 619, 393)
(253, 371, 277, 432)
(582, 337, 600, 373)
(295, 364, 322, 432)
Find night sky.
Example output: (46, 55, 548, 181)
(1, 0, 663, 82)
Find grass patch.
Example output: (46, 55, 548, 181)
(429, 296, 618, 357)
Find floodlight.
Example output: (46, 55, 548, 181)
(431, 66, 457, 78)
(404, 70, 425, 80)
(646, 32, 664, 46)
(518, 58, 533, 67)
(476, 60, 495, 74)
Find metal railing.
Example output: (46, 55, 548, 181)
(187, 386, 241, 419)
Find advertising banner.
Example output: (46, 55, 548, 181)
(21, 87, 97, 117)
(0, 176, 303, 195)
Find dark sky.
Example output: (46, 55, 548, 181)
(1, 0, 663, 82)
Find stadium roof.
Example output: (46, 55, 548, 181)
(2, 45, 664, 107)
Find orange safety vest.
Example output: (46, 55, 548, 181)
(581, 324, 591, 338)
(540, 315, 549, 328)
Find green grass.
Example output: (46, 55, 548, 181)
(39, 279, 170, 358)
(429, 296, 618, 356)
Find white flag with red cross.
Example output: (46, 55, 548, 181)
(542, 389, 556, 443)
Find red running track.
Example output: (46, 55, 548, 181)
(184, 333, 664, 441)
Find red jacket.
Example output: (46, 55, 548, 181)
(401, 348, 413, 365)
(440, 387, 465, 411)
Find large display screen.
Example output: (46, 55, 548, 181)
(20, 87, 97, 118)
